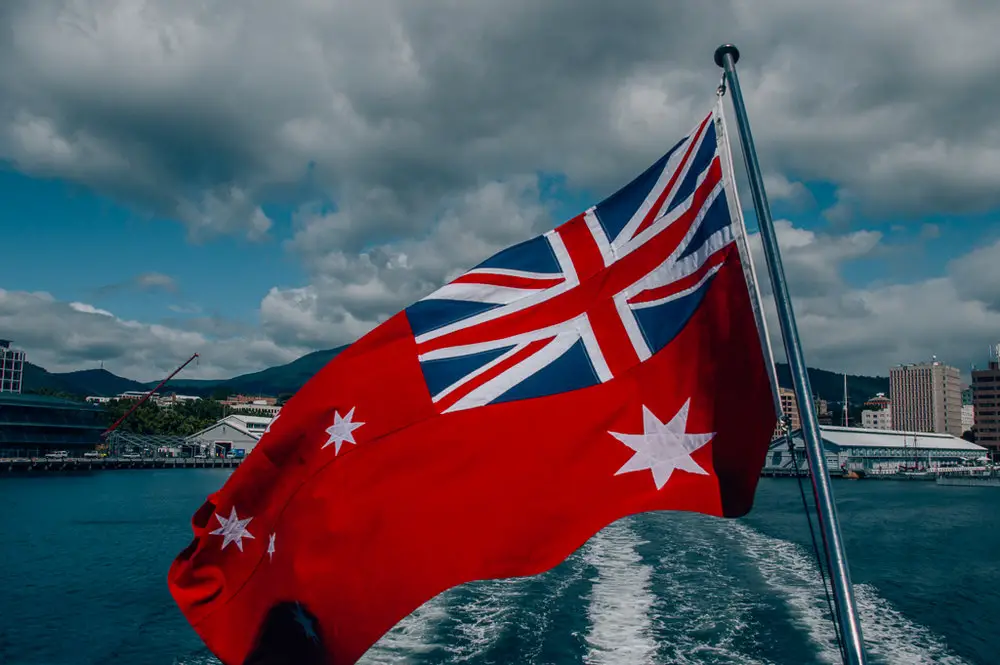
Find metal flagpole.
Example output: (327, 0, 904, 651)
(713, 44, 868, 665)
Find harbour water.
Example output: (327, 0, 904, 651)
(1, 471, 996, 665)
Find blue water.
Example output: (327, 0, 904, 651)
(1, 471, 996, 664)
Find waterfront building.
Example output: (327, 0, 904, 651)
(0, 393, 106, 456)
(972, 344, 1000, 452)
(764, 425, 987, 476)
(0, 339, 25, 394)
(185, 413, 275, 456)
(889, 361, 963, 436)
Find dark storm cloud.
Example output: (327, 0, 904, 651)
(5, 0, 1000, 247)
(4, 0, 1000, 377)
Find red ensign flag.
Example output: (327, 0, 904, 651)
(168, 106, 779, 665)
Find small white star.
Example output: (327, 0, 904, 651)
(293, 602, 319, 643)
(209, 506, 255, 552)
(264, 414, 280, 435)
(267, 533, 276, 562)
(609, 400, 714, 490)
(322, 407, 365, 455)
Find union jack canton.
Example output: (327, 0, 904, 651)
(406, 110, 741, 413)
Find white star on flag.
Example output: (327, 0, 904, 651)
(209, 506, 255, 552)
(267, 533, 276, 562)
(322, 407, 365, 455)
(609, 400, 715, 490)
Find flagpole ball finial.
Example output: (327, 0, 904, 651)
(714, 44, 740, 68)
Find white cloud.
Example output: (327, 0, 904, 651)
(134, 272, 178, 292)
(5, 215, 1000, 383)
(2, 1, 1000, 379)
(262, 177, 553, 347)
(3, 0, 1000, 244)
(0, 288, 304, 382)
(763, 173, 811, 207)
(746, 224, 1000, 378)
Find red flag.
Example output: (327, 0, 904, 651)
(168, 106, 778, 665)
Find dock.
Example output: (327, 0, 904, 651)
(1, 456, 242, 473)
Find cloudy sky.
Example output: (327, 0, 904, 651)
(1, 0, 999, 382)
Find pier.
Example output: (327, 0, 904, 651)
(1, 455, 242, 473)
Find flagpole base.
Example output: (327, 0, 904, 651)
(714, 44, 740, 68)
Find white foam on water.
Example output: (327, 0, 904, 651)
(646, 516, 774, 665)
(852, 583, 971, 665)
(441, 576, 526, 661)
(582, 520, 658, 665)
(172, 655, 221, 665)
(729, 522, 971, 665)
(510, 550, 587, 664)
(361, 591, 452, 664)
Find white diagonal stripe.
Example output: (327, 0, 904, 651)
(425, 282, 550, 305)
(443, 331, 581, 413)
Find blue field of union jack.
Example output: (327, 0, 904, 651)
(405, 109, 745, 413)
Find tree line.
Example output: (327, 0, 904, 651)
(101, 399, 276, 436)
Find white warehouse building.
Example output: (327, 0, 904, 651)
(186, 414, 275, 457)
(765, 426, 987, 477)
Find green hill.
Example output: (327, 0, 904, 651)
(774, 364, 889, 407)
(164, 346, 346, 396)
(21, 363, 146, 398)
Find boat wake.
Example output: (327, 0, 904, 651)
(361, 592, 452, 663)
(181, 517, 971, 665)
(729, 521, 970, 665)
(582, 520, 658, 664)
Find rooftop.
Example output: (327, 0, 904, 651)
(792, 426, 985, 452)
(227, 414, 275, 425)
(0, 393, 104, 411)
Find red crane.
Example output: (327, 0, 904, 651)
(101, 352, 200, 438)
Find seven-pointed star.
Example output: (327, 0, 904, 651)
(609, 400, 715, 490)
(209, 506, 255, 552)
(322, 407, 365, 454)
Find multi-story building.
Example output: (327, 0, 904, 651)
(972, 345, 1000, 452)
(860, 392, 892, 430)
(864, 393, 891, 410)
(962, 404, 975, 434)
(862, 406, 893, 430)
(0, 339, 25, 394)
(777, 387, 801, 431)
(962, 387, 974, 406)
(222, 394, 278, 407)
(889, 360, 963, 436)
(772, 388, 831, 437)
